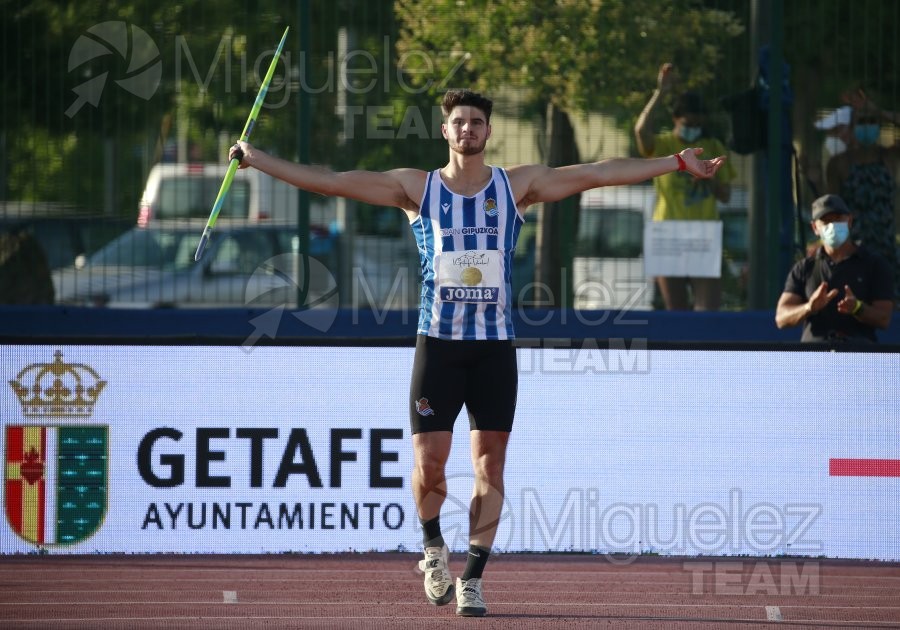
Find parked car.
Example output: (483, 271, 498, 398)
(332, 202, 421, 309)
(0, 203, 130, 271)
(53, 219, 336, 308)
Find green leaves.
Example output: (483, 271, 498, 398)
(396, 0, 744, 117)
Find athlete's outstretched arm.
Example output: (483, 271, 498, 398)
(230, 141, 424, 212)
(511, 148, 726, 208)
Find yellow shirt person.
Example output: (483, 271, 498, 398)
(634, 63, 736, 310)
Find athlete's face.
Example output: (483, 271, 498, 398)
(442, 106, 491, 156)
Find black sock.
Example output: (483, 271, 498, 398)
(461, 544, 491, 580)
(420, 516, 444, 549)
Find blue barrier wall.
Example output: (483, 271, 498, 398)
(2, 306, 899, 345)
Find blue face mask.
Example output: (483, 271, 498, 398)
(819, 221, 850, 248)
(854, 124, 880, 146)
(679, 126, 702, 143)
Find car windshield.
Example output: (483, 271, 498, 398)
(89, 228, 194, 271)
(575, 208, 644, 258)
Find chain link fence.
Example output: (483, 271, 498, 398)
(1, 1, 897, 312)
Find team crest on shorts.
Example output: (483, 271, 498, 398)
(5, 351, 109, 547)
(483, 198, 498, 217)
(415, 398, 435, 417)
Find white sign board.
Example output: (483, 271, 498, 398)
(644, 220, 723, 278)
(2, 345, 898, 560)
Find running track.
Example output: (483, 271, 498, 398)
(1, 553, 899, 628)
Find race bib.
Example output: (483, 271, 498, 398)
(436, 249, 502, 303)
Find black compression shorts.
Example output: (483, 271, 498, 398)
(409, 335, 518, 434)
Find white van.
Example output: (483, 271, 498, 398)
(573, 185, 656, 310)
(136, 162, 334, 226)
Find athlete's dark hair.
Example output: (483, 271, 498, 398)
(442, 89, 493, 123)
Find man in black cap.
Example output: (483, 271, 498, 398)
(776, 194, 894, 342)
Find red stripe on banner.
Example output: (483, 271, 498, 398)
(6, 427, 24, 535)
(829, 458, 900, 477)
(7, 426, 23, 461)
(5, 480, 22, 533)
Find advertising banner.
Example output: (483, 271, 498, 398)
(2, 345, 897, 560)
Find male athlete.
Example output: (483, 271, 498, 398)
(230, 89, 725, 617)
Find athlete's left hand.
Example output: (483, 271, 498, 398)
(680, 147, 727, 179)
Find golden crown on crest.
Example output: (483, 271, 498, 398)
(9, 350, 106, 417)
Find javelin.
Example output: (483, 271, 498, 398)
(194, 26, 290, 262)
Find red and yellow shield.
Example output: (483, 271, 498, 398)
(5, 425, 108, 546)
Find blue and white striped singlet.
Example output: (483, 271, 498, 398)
(410, 166, 524, 340)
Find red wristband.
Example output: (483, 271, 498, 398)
(674, 153, 687, 172)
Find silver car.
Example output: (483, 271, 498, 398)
(52, 219, 337, 308)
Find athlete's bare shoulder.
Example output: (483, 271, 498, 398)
(384, 167, 429, 218)
(504, 164, 550, 209)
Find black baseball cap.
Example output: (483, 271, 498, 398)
(811, 194, 851, 221)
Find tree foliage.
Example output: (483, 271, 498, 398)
(395, 0, 745, 120)
(0, 1, 317, 211)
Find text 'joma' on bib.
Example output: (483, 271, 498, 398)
(436, 249, 502, 303)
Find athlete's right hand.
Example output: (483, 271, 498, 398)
(229, 141, 251, 168)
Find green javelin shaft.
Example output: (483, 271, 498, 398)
(194, 25, 290, 262)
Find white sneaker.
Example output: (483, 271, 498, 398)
(418, 545, 454, 606)
(455, 577, 487, 617)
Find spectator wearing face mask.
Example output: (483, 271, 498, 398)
(635, 62, 736, 311)
(825, 88, 900, 299)
(776, 194, 894, 343)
